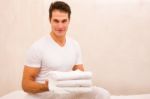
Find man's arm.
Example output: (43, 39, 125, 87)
(22, 66, 49, 94)
(72, 64, 84, 71)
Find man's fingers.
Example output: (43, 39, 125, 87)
(45, 80, 49, 85)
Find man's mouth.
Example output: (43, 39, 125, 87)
(56, 30, 64, 33)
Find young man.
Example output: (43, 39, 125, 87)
(22, 1, 110, 99)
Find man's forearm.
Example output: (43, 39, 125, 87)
(22, 80, 49, 94)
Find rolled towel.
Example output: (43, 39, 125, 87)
(48, 70, 92, 81)
(56, 80, 92, 87)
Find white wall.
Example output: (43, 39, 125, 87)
(0, 0, 150, 96)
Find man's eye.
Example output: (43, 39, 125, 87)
(53, 20, 59, 23)
(62, 20, 67, 23)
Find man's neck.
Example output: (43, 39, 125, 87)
(50, 32, 66, 47)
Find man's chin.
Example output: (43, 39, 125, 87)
(55, 33, 65, 37)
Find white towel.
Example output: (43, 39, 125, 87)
(48, 70, 93, 94)
(48, 77, 69, 94)
(48, 78, 92, 94)
(48, 70, 92, 81)
(61, 87, 92, 93)
(56, 80, 92, 87)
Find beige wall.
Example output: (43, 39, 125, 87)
(0, 0, 150, 96)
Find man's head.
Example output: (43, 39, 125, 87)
(49, 1, 71, 37)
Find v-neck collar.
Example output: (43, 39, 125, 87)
(48, 34, 68, 48)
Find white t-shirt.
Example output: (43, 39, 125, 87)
(25, 34, 82, 83)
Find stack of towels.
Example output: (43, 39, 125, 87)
(48, 70, 93, 94)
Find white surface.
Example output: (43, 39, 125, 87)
(1, 91, 150, 99)
(111, 94, 150, 99)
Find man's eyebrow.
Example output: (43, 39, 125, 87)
(62, 19, 67, 22)
(53, 19, 59, 22)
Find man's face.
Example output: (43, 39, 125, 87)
(50, 10, 70, 37)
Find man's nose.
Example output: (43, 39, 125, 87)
(57, 22, 63, 29)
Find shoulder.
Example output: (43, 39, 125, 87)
(67, 36, 80, 47)
(66, 36, 81, 52)
(28, 35, 48, 51)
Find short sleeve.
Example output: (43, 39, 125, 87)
(24, 44, 42, 68)
(75, 42, 83, 65)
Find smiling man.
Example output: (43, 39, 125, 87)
(22, 1, 110, 99)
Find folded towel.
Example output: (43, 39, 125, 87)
(61, 87, 92, 93)
(49, 86, 92, 95)
(56, 80, 92, 87)
(48, 70, 92, 81)
(48, 77, 69, 94)
(48, 78, 92, 94)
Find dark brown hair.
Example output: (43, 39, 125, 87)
(49, 1, 71, 20)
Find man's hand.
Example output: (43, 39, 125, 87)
(72, 64, 84, 71)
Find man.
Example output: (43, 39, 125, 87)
(22, 1, 110, 99)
